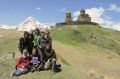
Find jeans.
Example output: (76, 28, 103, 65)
(44, 58, 56, 72)
(15, 67, 29, 76)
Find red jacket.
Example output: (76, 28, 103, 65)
(17, 56, 30, 69)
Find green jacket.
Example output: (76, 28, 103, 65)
(33, 35, 41, 47)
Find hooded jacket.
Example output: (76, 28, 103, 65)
(17, 56, 30, 69)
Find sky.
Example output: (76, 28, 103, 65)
(0, 0, 120, 30)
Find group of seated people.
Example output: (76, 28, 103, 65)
(11, 28, 58, 77)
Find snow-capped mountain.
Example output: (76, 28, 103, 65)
(0, 25, 10, 29)
(0, 17, 52, 31)
(0, 25, 17, 30)
(17, 17, 50, 31)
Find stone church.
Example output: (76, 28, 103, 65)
(77, 9, 91, 22)
(56, 9, 98, 26)
(65, 9, 91, 23)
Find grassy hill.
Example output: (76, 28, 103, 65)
(52, 25, 120, 52)
(0, 25, 120, 79)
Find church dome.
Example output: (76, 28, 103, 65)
(80, 9, 85, 12)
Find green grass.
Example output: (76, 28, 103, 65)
(0, 40, 18, 53)
(52, 25, 120, 52)
(1, 25, 120, 79)
(57, 54, 71, 66)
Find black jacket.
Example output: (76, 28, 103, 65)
(43, 49, 56, 62)
(18, 37, 33, 53)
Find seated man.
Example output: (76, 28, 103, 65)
(30, 48, 43, 72)
(43, 43, 57, 74)
(11, 49, 31, 76)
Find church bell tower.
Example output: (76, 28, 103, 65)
(65, 10, 72, 23)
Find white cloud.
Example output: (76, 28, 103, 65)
(107, 4, 120, 12)
(112, 23, 120, 31)
(86, 7, 105, 24)
(85, 7, 120, 31)
(36, 7, 42, 10)
(73, 7, 114, 28)
(73, 11, 80, 21)
(73, 7, 105, 23)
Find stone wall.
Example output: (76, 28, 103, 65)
(78, 17, 91, 22)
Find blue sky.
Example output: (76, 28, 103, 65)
(0, 0, 120, 30)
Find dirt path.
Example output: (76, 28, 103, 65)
(53, 41, 120, 79)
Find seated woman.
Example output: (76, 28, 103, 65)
(11, 49, 31, 76)
(18, 31, 29, 55)
(43, 42, 57, 74)
(30, 48, 43, 72)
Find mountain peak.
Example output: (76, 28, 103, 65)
(17, 16, 50, 31)
(27, 16, 34, 19)
(0, 16, 51, 31)
(26, 17, 37, 21)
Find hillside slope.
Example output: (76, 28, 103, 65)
(0, 25, 120, 79)
(52, 25, 120, 53)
